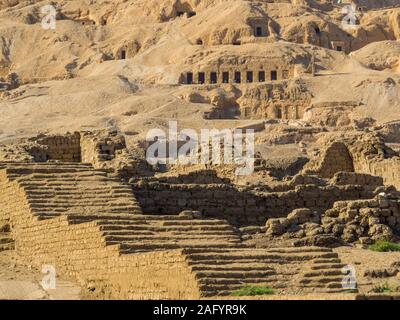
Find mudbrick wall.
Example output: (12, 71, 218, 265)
(304, 134, 400, 190)
(0, 131, 151, 177)
(132, 173, 380, 226)
(26, 133, 82, 162)
(353, 157, 400, 191)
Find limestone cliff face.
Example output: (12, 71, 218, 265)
(0, 0, 400, 82)
(0, 0, 400, 142)
(0, 0, 19, 10)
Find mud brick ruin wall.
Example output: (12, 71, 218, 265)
(304, 139, 400, 190)
(325, 196, 400, 240)
(305, 142, 355, 179)
(7, 130, 133, 169)
(0, 170, 201, 299)
(132, 181, 377, 226)
(31, 132, 125, 164)
(28, 133, 82, 162)
(351, 155, 400, 191)
(80, 131, 127, 164)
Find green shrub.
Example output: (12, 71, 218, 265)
(232, 285, 274, 297)
(370, 283, 392, 293)
(369, 240, 400, 252)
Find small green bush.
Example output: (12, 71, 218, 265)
(370, 283, 392, 293)
(369, 240, 400, 252)
(232, 285, 274, 297)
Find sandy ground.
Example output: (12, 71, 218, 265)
(335, 247, 400, 294)
(0, 250, 82, 300)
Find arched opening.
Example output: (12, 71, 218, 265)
(318, 142, 355, 178)
(258, 71, 265, 82)
(275, 106, 282, 119)
(255, 26, 263, 37)
(186, 72, 193, 84)
(196, 39, 203, 45)
(210, 72, 217, 84)
(234, 72, 241, 84)
(246, 71, 253, 83)
(120, 50, 126, 60)
(222, 72, 229, 83)
(198, 72, 205, 84)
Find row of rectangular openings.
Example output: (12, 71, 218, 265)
(186, 71, 278, 84)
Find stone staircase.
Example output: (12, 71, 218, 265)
(0, 227, 14, 252)
(67, 214, 244, 253)
(0, 162, 351, 298)
(0, 162, 142, 218)
(66, 213, 349, 296)
(184, 247, 348, 296)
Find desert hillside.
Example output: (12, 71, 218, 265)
(0, 0, 400, 144)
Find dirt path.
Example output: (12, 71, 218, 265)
(0, 251, 82, 300)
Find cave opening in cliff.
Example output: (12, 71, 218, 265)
(255, 27, 263, 37)
(120, 50, 126, 60)
(246, 71, 253, 83)
(210, 72, 217, 84)
(276, 107, 282, 119)
(186, 72, 193, 84)
(198, 72, 205, 84)
(234, 72, 241, 83)
(259, 71, 265, 82)
(222, 72, 229, 83)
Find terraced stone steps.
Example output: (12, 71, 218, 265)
(0, 162, 352, 298)
(299, 258, 352, 293)
(30, 205, 138, 213)
(100, 218, 243, 251)
(0, 232, 14, 252)
(191, 264, 276, 272)
(182, 247, 349, 297)
(97, 224, 235, 232)
(2, 164, 94, 177)
(310, 263, 346, 270)
(2, 163, 142, 217)
(44, 211, 245, 253)
(185, 252, 338, 262)
(102, 234, 238, 240)
(119, 243, 247, 254)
